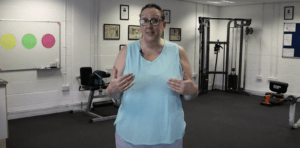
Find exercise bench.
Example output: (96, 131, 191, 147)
(70, 67, 117, 123)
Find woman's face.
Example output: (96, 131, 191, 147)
(140, 8, 166, 42)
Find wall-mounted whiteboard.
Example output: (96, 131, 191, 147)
(0, 20, 60, 71)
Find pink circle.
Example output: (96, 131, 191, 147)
(42, 34, 55, 48)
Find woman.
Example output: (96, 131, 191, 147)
(106, 3, 198, 148)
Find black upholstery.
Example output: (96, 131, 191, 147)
(79, 67, 110, 91)
(79, 67, 100, 91)
(269, 81, 288, 94)
(80, 67, 92, 86)
(72, 67, 116, 122)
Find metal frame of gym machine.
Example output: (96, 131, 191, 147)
(198, 17, 251, 95)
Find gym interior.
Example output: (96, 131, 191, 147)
(0, 0, 300, 147)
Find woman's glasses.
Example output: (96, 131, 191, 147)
(140, 19, 162, 26)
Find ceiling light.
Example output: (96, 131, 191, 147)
(207, 0, 235, 4)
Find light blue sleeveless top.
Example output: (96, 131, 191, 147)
(113, 40, 186, 145)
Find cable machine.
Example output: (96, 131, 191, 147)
(198, 17, 253, 95)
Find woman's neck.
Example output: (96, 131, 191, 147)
(141, 38, 164, 51)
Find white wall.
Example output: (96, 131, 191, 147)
(0, 0, 217, 119)
(2, 0, 298, 120)
(218, 2, 300, 96)
(213, 4, 264, 91)
(97, 0, 219, 91)
(0, 0, 92, 119)
(98, 0, 202, 78)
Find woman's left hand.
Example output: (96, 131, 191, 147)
(168, 71, 197, 95)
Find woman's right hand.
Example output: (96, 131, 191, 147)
(109, 67, 135, 94)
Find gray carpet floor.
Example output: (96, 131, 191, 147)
(7, 90, 300, 148)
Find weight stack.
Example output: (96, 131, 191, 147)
(228, 74, 238, 91)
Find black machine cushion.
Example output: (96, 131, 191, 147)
(80, 67, 92, 86)
(269, 81, 288, 94)
(80, 67, 111, 89)
(88, 70, 111, 87)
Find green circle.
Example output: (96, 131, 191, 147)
(22, 34, 37, 49)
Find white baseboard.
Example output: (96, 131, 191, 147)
(8, 97, 111, 120)
(8, 104, 72, 120)
(211, 85, 298, 98)
(244, 89, 266, 96)
(8, 87, 299, 120)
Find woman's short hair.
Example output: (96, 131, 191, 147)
(140, 3, 165, 21)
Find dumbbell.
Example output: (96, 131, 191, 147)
(287, 95, 299, 105)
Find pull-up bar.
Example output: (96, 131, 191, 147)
(199, 17, 252, 26)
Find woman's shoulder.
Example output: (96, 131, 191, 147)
(127, 40, 140, 47)
(165, 40, 183, 49)
(164, 40, 186, 58)
(119, 45, 128, 59)
(165, 40, 183, 51)
(165, 40, 177, 47)
(125, 40, 141, 52)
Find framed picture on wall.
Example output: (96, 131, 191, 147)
(103, 24, 120, 40)
(120, 5, 129, 20)
(128, 25, 142, 40)
(163, 10, 171, 23)
(120, 44, 126, 51)
(284, 6, 294, 20)
(169, 28, 181, 41)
